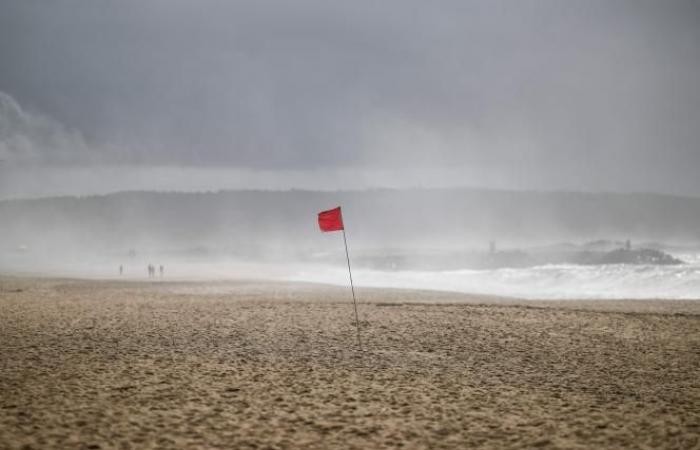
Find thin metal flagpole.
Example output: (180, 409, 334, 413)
(342, 228, 362, 349)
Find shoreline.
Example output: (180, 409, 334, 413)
(2, 274, 700, 315)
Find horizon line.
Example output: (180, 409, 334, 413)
(3, 186, 700, 203)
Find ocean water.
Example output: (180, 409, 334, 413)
(290, 255, 700, 300)
(3, 250, 699, 300)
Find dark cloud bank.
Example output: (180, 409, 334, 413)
(1, 0, 699, 196)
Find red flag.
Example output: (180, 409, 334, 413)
(318, 206, 344, 232)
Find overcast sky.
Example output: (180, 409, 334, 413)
(1, 0, 699, 197)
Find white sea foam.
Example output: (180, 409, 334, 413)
(290, 259, 700, 300)
(4, 250, 699, 300)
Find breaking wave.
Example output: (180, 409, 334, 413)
(291, 256, 700, 300)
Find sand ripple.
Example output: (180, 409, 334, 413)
(1, 278, 699, 449)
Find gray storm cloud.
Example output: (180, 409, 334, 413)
(0, 0, 699, 195)
(0, 92, 90, 164)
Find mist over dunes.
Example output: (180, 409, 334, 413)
(2, 188, 700, 261)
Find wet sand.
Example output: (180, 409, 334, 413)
(1, 277, 698, 449)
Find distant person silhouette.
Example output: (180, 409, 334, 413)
(119, 265, 123, 276)
(159, 265, 164, 278)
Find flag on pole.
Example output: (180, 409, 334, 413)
(317, 206, 362, 349)
(318, 207, 344, 232)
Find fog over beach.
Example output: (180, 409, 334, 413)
(2, 0, 700, 299)
(3, 188, 700, 299)
(1, 1, 699, 449)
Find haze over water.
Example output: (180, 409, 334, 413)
(2, 1, 700, 300)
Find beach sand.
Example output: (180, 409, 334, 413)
(1, 277, 698, 449)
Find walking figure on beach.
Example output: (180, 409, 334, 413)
(159, 265, 164, 278)
(119, 265, 123, 276)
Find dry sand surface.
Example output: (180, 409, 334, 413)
(1, 276, 699, 449)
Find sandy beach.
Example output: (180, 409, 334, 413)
(0, 276, 698, 449)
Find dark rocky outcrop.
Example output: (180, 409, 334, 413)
(577, 248, 683, 265)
